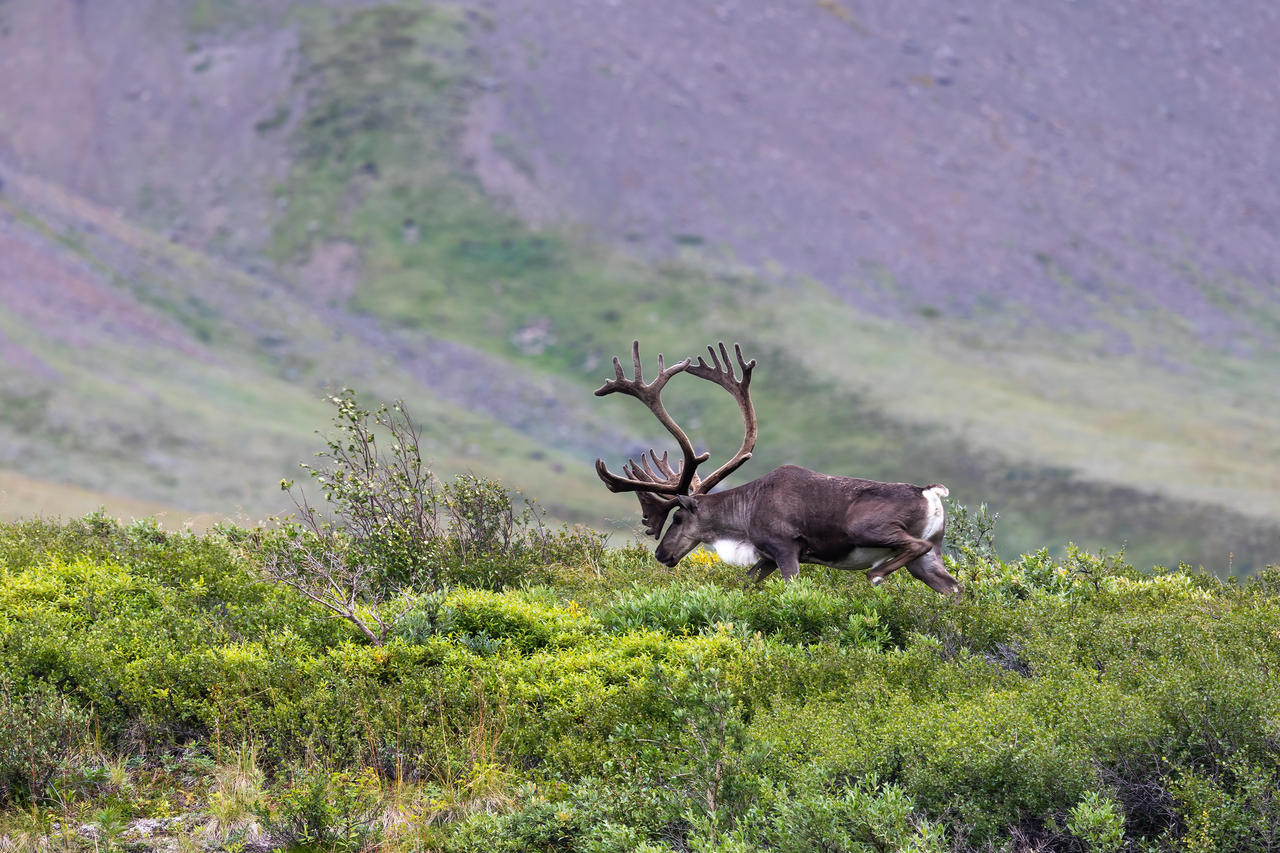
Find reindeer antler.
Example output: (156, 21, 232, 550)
(621, 451, 685, 538)
(594, 340, 760, 538)
(685, 342, 757, 493)
(593, 341, 708, 496)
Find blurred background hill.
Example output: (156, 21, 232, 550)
(0, 0, 1277, 572)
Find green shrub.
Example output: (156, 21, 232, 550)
(608, 655, 753, 824)
(965, 544, 1138, 605)
(443, 792, 665, 853)
(391, 587, 457, 643)
(289, 389, 440, 590)
(599, 583, 744, 635)
(0, 540, 340, 745)
(263, 391, 607, 642)
(741, 777, 948, 853)
(943, 497, 999, 566)
(1246, 563, 1280, 597)
(442, 801, 574, 853)
(4, 515, 1280, 850)
(598, 580, 889, 648)
(444, 587, 597, 652)
(745, 639, 1118, 841)
(272, 766, 383, 850)
(0, 680, 88, 805)
(1067, 790, 1126, 853)
(743, 580, 889, 647)
(1171, 759, 1280, 852)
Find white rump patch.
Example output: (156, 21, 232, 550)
(921, 485, 947, 540)
(713, 538, 762, 567)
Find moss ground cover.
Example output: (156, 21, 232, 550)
(1, 512, 1279, 851)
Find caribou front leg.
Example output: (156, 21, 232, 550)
(744, 557, 778, 587)
(754, 538, 802, 581)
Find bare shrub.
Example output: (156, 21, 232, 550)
(258, 391, 605, 643)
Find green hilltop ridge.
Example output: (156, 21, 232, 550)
(0, 2, 1277, 573)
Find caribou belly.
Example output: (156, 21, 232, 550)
(824, 547, 895, 571)
(714, 540, 896, 572)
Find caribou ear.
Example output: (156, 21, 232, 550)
(676, 494, 698, 512)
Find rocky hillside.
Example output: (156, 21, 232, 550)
(0, 0, 1277, 572)
(473, 0, 1280, 351)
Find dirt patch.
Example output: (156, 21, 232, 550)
(0, 217, 205, 357)
(297, 239, 362, 306)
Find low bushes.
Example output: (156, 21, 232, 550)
(2, 513, 1279, 849)
(598, 578, 890, 648)
(261, 392, 608, 644)
(0, 679, 88, 805)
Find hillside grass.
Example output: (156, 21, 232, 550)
(2, 2, 1276, 570)
(2, 513, 1279, 851)
(0, 469, 204, 529)
(0, 178, 623, 531)
(264, 2, 1280, 573)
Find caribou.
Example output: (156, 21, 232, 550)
(594, 341, 961, 596)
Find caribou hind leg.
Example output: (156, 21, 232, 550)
(906, 527, 960, 596)
(860, 531, 934, 587)
(866, 528, 959, 596)
(906, 550, 961, 596)
(865, 558, 901, 586)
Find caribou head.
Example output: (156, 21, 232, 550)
(593, 340, 757, 544)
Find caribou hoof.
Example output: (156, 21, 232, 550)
(870, 576, 885, 586)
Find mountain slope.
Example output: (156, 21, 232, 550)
(0, 168, 626, 528)
(0, 0, 1277, 572)
(471, 0, 1280, 351)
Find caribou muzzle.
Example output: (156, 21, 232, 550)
(654, 537, 696, 567)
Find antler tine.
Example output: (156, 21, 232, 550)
(683, 341, 759, 494)
(688, 341, 757, 392)
(644, 450, 682, 482)
(595, 447, 711, 494)
(594, 340, 690, 400)
(625, 450, 705, 492)
(594, 340, 708, 495)
(623, 492, 678, 537)
(618, 454, 685, 539)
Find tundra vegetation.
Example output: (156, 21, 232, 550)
(1, 396, 1279, 852)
